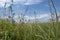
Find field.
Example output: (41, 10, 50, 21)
(0, 20, 60, 40)
(0, 0, 59, 40)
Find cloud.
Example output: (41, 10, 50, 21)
(13, 13, 51, 22)
(0, 2, 5, 7)
(24, 14, 50, 20)
(0, 0, 10, 2)
(2, 13, 60, 22)
(23, 0, 42, 5)
(0, 2, 11, 7)
(0, 0, 42, 7)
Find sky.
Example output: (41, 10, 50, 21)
(0, 0, 60, 22)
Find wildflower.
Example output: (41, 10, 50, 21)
(58, 15, 60, 21)
(4, 14, 11, 18)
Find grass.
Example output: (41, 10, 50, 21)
(0, 0, 58, 40)
(0, 0, 59, 40)
(0, 20, 60, 40)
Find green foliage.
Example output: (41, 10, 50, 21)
(0, 20, 60, 40)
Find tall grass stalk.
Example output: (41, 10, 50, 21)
(48, 0, 58, 40)
(9, 0, 14, 23)
(34, 10, 37, 23)
(4, 2, 7, 40)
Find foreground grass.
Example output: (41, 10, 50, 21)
(0, 20, 60, 40)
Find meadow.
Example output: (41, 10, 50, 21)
(0, 0, 60, 40)
(0, 19, 60, 40)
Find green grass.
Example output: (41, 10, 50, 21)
(0, 20, 60, 40)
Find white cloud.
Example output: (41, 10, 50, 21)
(24, 14, 50, 20)
(0, 2, 11, 7)
(2, 13, 60, 22)
(0, 0, 42, 7)
(12, 13, 52, 23)
(23, 0, 42, 5)
(0, 0, 11, 3)
(13, 13, 50, 22)
(0, 2, 5, 7)
(14, 0, 43, 5)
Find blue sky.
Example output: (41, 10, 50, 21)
(0, 0, 60, 22)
